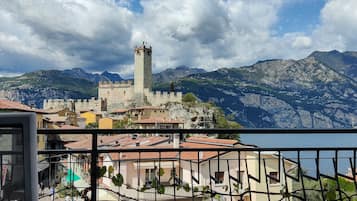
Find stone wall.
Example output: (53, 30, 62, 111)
(144, 89, 182, 106)
(43, 97, 101, 113)
(98, 81, 134, 110)
(44, 81, 182, 112)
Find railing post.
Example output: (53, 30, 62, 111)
(90, 131, 98, 201)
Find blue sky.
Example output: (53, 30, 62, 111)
(275, 0, 326, 35)
(126, 0, 326, 36)
(0, 0, 356, 77)
(127, 0, 326, 34)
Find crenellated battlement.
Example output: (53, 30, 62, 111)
(43, 97, 102, 112)
(99, 80, 133, 88)
(151, 90, 182, 97)
(44, 97, 99, 104)
(144, 89, 182, 106)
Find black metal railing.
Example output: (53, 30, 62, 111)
(35, 128, 357, 201)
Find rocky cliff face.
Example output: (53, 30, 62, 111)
(168, 55, 357, 128)
(0, 69, 97, 107)
(165, 102, 215, 129)
(309, 50, 357, 81)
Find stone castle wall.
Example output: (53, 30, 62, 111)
(44, 44, 182, 111)
(98, 80, 134, 110)
(144, 88, 182, 106)
(43, 97, 101, 113)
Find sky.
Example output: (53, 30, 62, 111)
(0, 0, 356, 77)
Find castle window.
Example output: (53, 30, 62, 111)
(124, 90, 126, 96)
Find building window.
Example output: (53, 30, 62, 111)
(269, 172, 279, 184)
(145, 169, 156, 183)
(215, 172, 224, 184)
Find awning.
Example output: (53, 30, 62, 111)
(133, 161, 177, 169)
(37, 160, 49, 172)
(66, 168, 80, 182)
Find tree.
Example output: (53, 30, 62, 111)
(292, 175, 357, 201)
(113, 118, 130, 128)
(182, 93, 197, 103)
(86, 122, 98, 128)
(170, 82, 175, 92)
(213, 108, 241, 141)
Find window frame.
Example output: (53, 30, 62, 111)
(269, 171, 279, 184)
(214, 171, 224, 184)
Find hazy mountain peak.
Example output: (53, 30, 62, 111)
(175, 65, 190, 70)
(153, 65, 206, 83)
(308, 50, 357, 80)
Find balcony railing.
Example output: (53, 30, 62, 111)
(5, 128, 357, 201)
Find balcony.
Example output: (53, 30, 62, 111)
(2, 126, 357, 201)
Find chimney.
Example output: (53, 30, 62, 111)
(173, 133, 180, 148)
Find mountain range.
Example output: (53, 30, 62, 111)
(0, 50, 356, 128)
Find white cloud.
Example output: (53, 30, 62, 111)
(0, 0, 357, 76)
(133, 0, 284, 71)
(292, 36, 312, 49)
(0, 0, 134, 72)
(308, 0, 357, 51)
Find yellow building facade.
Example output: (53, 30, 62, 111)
(80, 111, 97, 125)
(99, 117, 113, 129)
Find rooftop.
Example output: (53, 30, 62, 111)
(0, 98, 47, 113)
(133, 117, 183, 124)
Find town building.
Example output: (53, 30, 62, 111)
(64, 134, 295, 201)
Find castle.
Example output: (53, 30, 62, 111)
(43, 44, 182, 112)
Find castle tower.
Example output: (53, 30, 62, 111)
(134, 42, 152, 104)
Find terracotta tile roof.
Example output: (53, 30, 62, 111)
(66, 136, 249, 162)
(180, 142, 228, 161)
(65, 135, 169, 150)
(110, 136, 169, 147)
(55, 125, 87, 143)
(65, 136, 92, 149)
(60, 134, 90, 143)
(98, 135, 130, 146)
(109, 139, 235, 162)
(64, 135, 125, 149)
(133, 117, 183, 124)
(110, 145, 178, 161)
(110, 109, 129, 114)
(0, 98, 47, 113)
(59, 125, 81, 129)
(43, 108, 66, 114)
(186, 136, 238, 146)
(43, 114, 68, 122)
(129, 106, 164, 110)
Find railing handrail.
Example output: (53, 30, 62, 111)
(33, 128, 357, 200)
(37, 128, 357, 134)
(38, 147, 357, 155)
